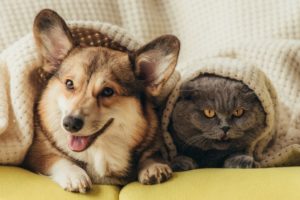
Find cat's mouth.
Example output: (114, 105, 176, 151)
(216, 138, 232, 143)
(213, 135, 233, 144)
(220, 134, 230, 142)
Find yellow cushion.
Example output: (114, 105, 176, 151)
(0, 167, 120, 200)
(120, 168, 300, 200)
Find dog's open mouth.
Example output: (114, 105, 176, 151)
(67, 118, 114, 152)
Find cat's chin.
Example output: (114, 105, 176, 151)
(211, 140, 232, 150)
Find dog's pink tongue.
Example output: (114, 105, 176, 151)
(68, 135, 89, 152)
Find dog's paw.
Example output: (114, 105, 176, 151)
(51, 162, 92, 193)
(138, 162, 172, 185)
(224, 155, 258, 168)
(171, 155, 198, 172)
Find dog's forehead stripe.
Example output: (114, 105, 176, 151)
(86, 50, 101, 77)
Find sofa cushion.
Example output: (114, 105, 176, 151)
(0, 166, 120, 200)
(120, 167, 300, 200)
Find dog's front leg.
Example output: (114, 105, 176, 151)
(24, 132, 92, 193)
(138, 155, 172, 185)
(49, 158, 92, 193)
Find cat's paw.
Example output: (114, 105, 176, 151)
(224, 155, 258, 168)
(51, 161, 92, 193)
(138, 162, 172, 185)
(171, 155, 198, 171)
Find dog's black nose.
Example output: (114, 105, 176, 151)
(221, 126, 230, 133)
(63, 116, 84, 133)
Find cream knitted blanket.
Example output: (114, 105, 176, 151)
(1, 1, 300, 166)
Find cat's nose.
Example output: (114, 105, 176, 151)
(221, 126, 230, 133)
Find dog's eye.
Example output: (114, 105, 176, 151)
(65, 79, 74, 90)
(100, 87, 114, 97)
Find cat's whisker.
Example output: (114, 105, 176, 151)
(180, 88, 201, 92)
(183, 135, 208, 149)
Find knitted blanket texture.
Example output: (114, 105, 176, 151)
(1, 1, 300, 166)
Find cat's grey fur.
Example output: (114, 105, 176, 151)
(169, 74, 266, 171)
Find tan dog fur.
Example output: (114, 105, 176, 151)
(24, 9, 180, 193)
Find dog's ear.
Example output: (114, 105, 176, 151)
(132, 35, 180, 96)
(33, 9, 74, 73)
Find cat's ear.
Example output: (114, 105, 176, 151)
(180, 89, 193, 100)
(240, 85, 259, 103)
(131, 35, 180, 96)
(33, 9, 74, 73)
(180, 81, 195, 100)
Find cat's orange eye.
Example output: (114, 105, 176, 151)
(233, 108, 244, 117)
(203, 109, 216, 118)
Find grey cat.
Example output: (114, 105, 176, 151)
(169, 74, 266, 171)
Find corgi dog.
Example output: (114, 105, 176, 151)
(24, 9, 180, 193)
